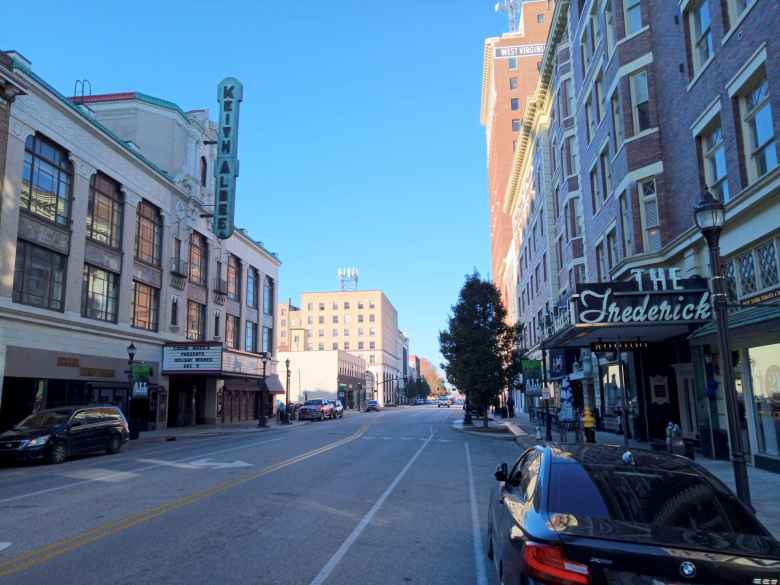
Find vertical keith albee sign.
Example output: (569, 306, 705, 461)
(213, 77, 243, 239)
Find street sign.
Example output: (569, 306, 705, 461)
(213, 77, 243, 239)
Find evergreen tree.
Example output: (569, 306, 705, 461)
(439, 272, 520, 427)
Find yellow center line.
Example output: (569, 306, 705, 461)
(0, 424, 368, 579)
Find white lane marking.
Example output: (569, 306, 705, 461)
(0, 436, 282, 505)
(308, 428, 435, 585)
(188, 458, 252, 470)
(0, 542, 11, 553)
(465, 443, 489, 585)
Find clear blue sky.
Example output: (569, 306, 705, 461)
(2, 0, 506, 369)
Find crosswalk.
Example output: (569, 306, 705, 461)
(360, 436, 452, 443)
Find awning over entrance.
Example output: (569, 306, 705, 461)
(260, 374, 285, 394)
(688, 305, 780, 345)
(541, 270, 713, 349)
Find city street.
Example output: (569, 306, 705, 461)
(0, 407, 517, 585)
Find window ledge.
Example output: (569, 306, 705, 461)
(617, 25, 650, 48)
(686, 55, 715, 92)
(624, 126, 659, 146)
(722, 0, 759, 46)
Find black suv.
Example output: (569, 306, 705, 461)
(0, 406, 129, 464)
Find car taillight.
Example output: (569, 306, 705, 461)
(523, 542, 589, 585)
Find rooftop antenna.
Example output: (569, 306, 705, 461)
(337, 267, 359, 291)
(494, 0, 523, 33)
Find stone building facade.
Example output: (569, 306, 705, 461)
(0, 53, 282, 431)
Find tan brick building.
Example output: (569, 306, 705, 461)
(277, 290, 403, 405)
(481, 1, 554, 313)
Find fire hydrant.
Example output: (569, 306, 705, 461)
(582, 408, 596, 443)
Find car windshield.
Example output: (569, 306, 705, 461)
(14, 411, 71, 429)
(304, 400, 323, 406)
(549, 463, 766, 536)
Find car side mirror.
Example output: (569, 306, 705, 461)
(69, 420, 81, 428)
(494, 463, 508, 482)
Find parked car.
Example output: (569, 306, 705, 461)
(365, 400, 381, 412)
(437, 396, 450, 408)
(0, 405, 129, 465)
(414, 397, 425, 405)
(297, 399, 334, 421)
(328, 400, 344, 419)
(487, 444, 780, 585)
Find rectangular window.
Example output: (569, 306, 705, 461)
(358, 341, 365, 350)
(332, 315, 339, 324)
(319, 302, 325, 310)
(542, 253, 548, 282)
(599, 149, 612, 199)
(188, 232, 207, 286)
(263, 276, 275, 315)
(596, 242, 607, 281)
(557, 238, 564, 270)
(564, 78, 575, 118)
(590, 166, 600, 212)
(12, 240, 67, 311)
(369, 341, 376, 350)
(318, 328, 324, 337)
(343, 341, 350, 351)
(369, 314, 375, 322)
(214, 312, 221, 339)
(639, 178, 661, 251)
(263, 326, 272, 353)
(508, 57, 518, 70)
(135, 200, 162, 266)
(725, 0, 749, 29)
(225, 314, 240, 349)
(512, 118, 521, 132)
(20, 134, 72, 226)
(186, 300, 206, 341)
(131, 281, 159, 331)
(82, 264, 119, 322)
(358, 327, 364, 336)
(586, 95, 595, 142)
(564, 136, 577, 176)
(619, 193, 632, 257)
(227, 255, 241, 301)
(688, 0, 713, 74)
(511, 97, 520, 111)
(318, 315, 325, 324)
(630, 71, 651, 133)
(318, 343, 324, 351)
(605, 1, 617, 54)
(246, 267, 257, 307)
(595, 72, 605, 121)
(701, 121, 730, 202)
(244, 320, 257, 352)
(509, 77, 518, 90)
(87, 173, 123, 249)
(611, 93, 624, 149)
(344, 328, 349, 336)
(369, 327, 376, 336)
(624, 0, 642, 36)
(607, 230, 619, 269)
(568, 197, 583, 238)
(739, 74, 778, 182)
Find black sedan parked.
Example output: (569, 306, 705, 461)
(487, 444, 780, 585)
(0, 405, 129, 464)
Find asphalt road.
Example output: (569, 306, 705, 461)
(0, 406, 522, 585)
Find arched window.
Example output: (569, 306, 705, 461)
(200, 156, 207, 187)
(21, 134, 73, 225)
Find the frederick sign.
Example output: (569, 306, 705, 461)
(213, 77, 243, 240)
(574, 268, 712, 326)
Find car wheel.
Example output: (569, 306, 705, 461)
(106, 434, 122, 454)
(48, 442, 67, 465)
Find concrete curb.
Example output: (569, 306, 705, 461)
(450, 420, 516, 441)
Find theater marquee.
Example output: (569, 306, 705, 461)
(574, 268, 712, 327)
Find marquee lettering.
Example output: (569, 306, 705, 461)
(578, 288, 711, 325)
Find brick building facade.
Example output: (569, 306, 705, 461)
(507, 0, 780, 471)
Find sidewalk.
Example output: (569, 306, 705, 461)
(508, 411, 780, 538)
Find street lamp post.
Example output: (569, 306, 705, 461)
(694, 190, 751, 506)
(257, 352, 269, 428)
(284, 357, 291, 424)
(126, 342, 137, 438)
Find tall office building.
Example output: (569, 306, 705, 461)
(481, 0, 554, 316)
